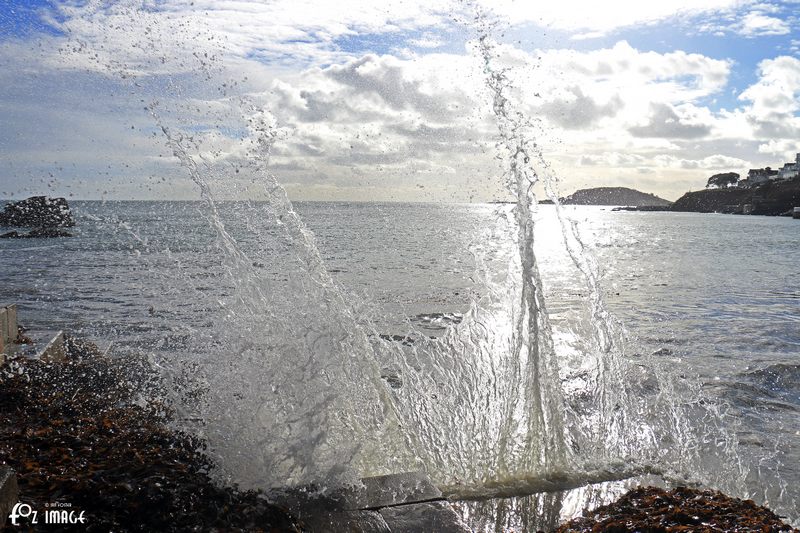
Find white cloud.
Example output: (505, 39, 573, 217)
(739, 56, 800, 137)
(474, 0, 745, 33)
(695, 5, 793, 38)
(40, 0, 760, 73)
(656, 154, 751, 170)
(578, 152, 748, 170)
(757, 139, 800, 160)
(531, 41, 731, 102)
(739, 12, 791, 36)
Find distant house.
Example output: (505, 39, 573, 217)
(777, 153, 800, 180)
(712, 153, 799, 189)
(741, 167, 779, 188)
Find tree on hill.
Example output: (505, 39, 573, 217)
(706, 172, 739, 189)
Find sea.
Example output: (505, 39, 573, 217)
(1, 200, 798, 527)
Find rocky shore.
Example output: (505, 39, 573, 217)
(0, 343, 302, 532)
(556, 486, 798, 532)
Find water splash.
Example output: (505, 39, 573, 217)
(44, 1, 799, 523)
(150, 104, 420, 490)
(468, 5, 758, 509)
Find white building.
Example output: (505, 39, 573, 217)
(778, 153, 800, 179)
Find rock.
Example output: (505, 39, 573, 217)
(0, 196, 74, 228)
(555, 486, 798, 532)
(0, 355, 303, 531)
(561, 187, 671, 207)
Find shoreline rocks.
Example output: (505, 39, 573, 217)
(556, 486, 798, 532)
(0, 196, 74, 228)
(0, 343, 301, 532)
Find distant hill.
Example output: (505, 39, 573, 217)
(561, 187, 671, 206)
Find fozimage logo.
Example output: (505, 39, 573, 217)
(9, 502, 87, 526)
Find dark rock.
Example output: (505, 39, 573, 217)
(0, 196, 75, 228)
(561, 187, 671, 207)
(380, 368, 403, 389)
(555, 486, 798, 532)
(0, 353, 302, 531)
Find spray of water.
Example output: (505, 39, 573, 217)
(468, 4, 757, 506)
(46, 1, 798, 522)
(151, 104, 420, 490)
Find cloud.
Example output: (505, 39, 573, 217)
(695, 4, 794, 38)
(578, 153, 647, 167)
(539, 87, 623, 129)
(629, 103, 712, 138)
(534, 41, 731, 101)
(578, 152, 748, 170)
(36, 0, 761, 73)
(739, 55, 800, 137)
(739, 12, 791, 36)
(658, 154, 751, 170)
(474, 0, 744, 33)
(757, 139, 800, 160)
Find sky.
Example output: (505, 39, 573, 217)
(0, 0, 799, 202)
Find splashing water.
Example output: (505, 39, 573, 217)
(470, 7, 750, 498)
(152, 106, 419, 489)
(43, 0, 798, 523)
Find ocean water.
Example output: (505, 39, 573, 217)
(1, 201, 798, 523)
